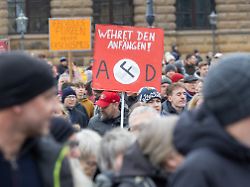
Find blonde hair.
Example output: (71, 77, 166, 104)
(188, 93, 203, 110)
(137, 115, 179, 168)
(76, 129, 102, 160)
(98, 128, 136, 171)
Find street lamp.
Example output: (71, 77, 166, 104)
(16, 11, 28, 50)
(146, 0, 155, 27)
(209, 11, 217, 55)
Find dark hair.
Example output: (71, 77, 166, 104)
(185, 54, 194, 60)
(85, 81, 93, 97)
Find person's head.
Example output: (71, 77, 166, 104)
(166, 83, 187, 112)
(165, 64, 177, 78)
(187, 93, 203, 110)
(58, 73, 70, 92)
(98, 128, 136, 172)
(161, 76, 172, 99)
(203, 53, 250, 147)
(165, 52, 176, 64)
(193, 49, 199, 55)
(198, 62, 209, 78)
(137, 116, 183, 172)
(170, 73, 184, 83)
(0, 52, 56, 137)
(210, 53, 223, 66)
(76, 129, 102, 178)
(185, 54, 197, 66)
(96, 91, 120, 121)
(92, 89, 103, 101)
(52, 100, 69, 119)
(50, 117, 80, 158)
(62, 87, 77, 109)
(138, 87, 162, 112)
(196, 79, 204, 93)
(129, 106, 160, 136)
(74, 82, 87, 100)
(60, 56, 68, 66)
(50, 117, 75, 141)
(183, 75, 199, 93)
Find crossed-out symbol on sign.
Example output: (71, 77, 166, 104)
(113, 58, 140, 84)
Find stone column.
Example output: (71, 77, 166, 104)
(0, 1, 8, 36)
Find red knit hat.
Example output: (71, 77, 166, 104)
(171, 73, 184, 83)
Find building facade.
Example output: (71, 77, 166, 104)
(0, 0, 250, 63)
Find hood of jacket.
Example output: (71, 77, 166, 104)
(174, 104, 250, 162)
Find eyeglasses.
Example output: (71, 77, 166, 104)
(65, 140, 79, 148)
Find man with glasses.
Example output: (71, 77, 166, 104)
(62, 87, 88, 129)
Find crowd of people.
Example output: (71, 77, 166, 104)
(0, 49, 250, 187)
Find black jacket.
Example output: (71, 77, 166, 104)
(170, 105, 250, 187)
(88, 114, 128, 136)
(67, 106, 88, 128)
(118, 142, 168, 187)
(0, 136, 73, 187)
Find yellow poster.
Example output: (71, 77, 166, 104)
(49, 18, 91, 51)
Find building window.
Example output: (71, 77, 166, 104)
(93, 0, 134, 26)
(176, 0, 215, 30)
(8, 0, 50, 34)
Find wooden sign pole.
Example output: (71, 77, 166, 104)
(68, 51, 73, 83)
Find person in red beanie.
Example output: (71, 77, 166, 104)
(170, 73, 184, 83)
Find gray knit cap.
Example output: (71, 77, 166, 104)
(203, 53, 250, 126)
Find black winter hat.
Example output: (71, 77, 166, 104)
(0, 52, 55, 109)
(203, 53, 250, 127)
(50, 117, 75, 143)
(61, 86, 76, 103)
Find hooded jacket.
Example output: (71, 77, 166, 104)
(170, 105, 250, 187)
(0, 136, 73, 187)
(118, 142, 168, 187)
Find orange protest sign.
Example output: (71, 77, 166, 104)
(49, 18, 91, 51)
(92, 24, 164, 93)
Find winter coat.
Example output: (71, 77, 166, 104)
(170, 105, 250, 187)
(118, 142, 169, 187)
(79, 98, 94, 118)
(161, 100, 183, 116)
(0, 136, 73, 187)
(184, 64, 196, 76)
(88, 114, 128, 136)
(67, 106, 88, 128)
(185, 90, 194, 103)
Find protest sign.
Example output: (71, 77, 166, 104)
(49, 17, 91, 51)
(92, 24, 164, 93)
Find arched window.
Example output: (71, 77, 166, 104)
(8, 0, 50, 34)
(176, 0, 215, 30)
(93, 0, 134, 26)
